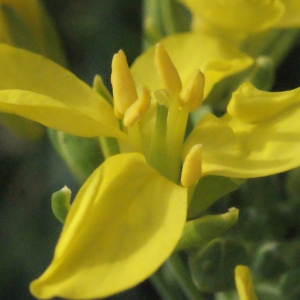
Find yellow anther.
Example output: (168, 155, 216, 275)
(181, 144, 202, 188)
(180, 70, 205, 112)
(154, 89, 172, 107)
(111, 50, 138, 118)
(235, 265, 258, 300)
(123, 86, 151, 127)
(155, 43, 182, 96)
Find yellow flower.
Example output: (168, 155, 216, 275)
(235, 265, 258, 300)
(0, 31, 298, 299)
(179, 0, 300, 40)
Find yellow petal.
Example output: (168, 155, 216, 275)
(181, 0, 284, 37)
(235, 265, 258, 300)
(227, 82, 300, 123)
(0, 44, 124, 138)
(184, 83, 300, 178)
(276, 0, 300, 27)
(30, 153, 187, 299)
(131, 32, 253, 98)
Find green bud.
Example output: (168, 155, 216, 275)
(176, 208, 239, 251)
(188, 237, 248, 293)
(188, 175, 244, 219)
(252, 242, 288, 281)
(48, 129, 103, 183)
(51, 186, 71, 223)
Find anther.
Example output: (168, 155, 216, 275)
(180, 70, 205, 112)
(123, 86, 151, 127)
(111, 50, 138, 118)
(181, 144, 202, 188)
(155, 43, 182, 96)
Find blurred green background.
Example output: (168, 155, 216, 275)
(1, 1, 300, 299)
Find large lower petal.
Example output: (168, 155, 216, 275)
(131, 32, 253, 98)
(184, 83, 300, 178)
(0, 44, 123, 138)
(30, 153, 187, 299)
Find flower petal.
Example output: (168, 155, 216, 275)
(30, 153, 187, 299)
(0, 90, 122, 137)
(131, 32, 253, 98)
(276, 0, 300, 27)
(0, 44, 123, 138)
(181, 0, 284, 37)
(184, 83, 300, 177)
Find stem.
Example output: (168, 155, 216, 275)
(166, 253, 206, 300)
(99, 136, 120, 159)
(167, 102, 189, 183)
(150, 269, 185, 300)
(127, 123, 143, 153)
(149, 104, 169, 177)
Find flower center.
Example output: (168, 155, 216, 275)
(111, 44, 204, 187)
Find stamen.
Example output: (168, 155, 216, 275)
(180, 70, 205, 112)
(155, 43, 182, 96)
(111, 50, 138, 118)
(181, 144, 202, 188)
(123, 87, 151, 127)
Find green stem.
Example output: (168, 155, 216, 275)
(99, 136, 120, 159)
(149, 103, 169, 177)
(166, 103, 189, 183)
(150, 269, 185, 300)
(166, 253, 206, 300)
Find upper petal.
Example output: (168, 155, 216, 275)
(184, 83, 300, 178)
(30, 153, 187, 299)
(181, 0, 284, 37)
(131, 32, 253, 98)
(276, 0, 300, 27)
(0, 44, 123, 138)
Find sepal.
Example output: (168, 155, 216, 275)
(51, 186, 71, 223)
(48, 129, 103, 183)
(188, 176, 244, 219)
(177, 208, 239, 251)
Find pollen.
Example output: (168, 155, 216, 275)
(111, 50, 138, 117)
(155, 43, 182, 96)
(180, 70, 205, 112)
(181, 144, 202, 188)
